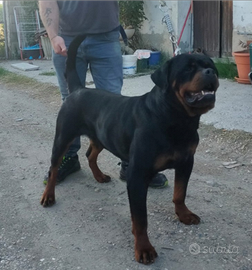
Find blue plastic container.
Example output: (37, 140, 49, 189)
(22, 44, 42, 59)
(149, 51, 161, 66)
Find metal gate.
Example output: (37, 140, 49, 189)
(193, 1, 233, 57)
(13, 6, 43, 60)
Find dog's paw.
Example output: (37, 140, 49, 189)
(178, 211, 200, 225)
(95, 174, 111, 183)
(40, 191, 55, 207)
(135, 244, 158, 264)
(134, 236, 158, 264)
(175, 204, 201, 225)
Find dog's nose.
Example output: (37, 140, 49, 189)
(203, 68, 215, 76)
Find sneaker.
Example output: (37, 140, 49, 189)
(43, 155, 81, 185)
(119, 161, 168, 189)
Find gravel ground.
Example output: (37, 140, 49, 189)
(0, 60, 252, 270)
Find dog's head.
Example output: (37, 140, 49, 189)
(151, 54, 219, 116)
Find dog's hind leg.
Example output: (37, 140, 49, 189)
(86, 140, 111, 183)
(40, 131, 75, 207)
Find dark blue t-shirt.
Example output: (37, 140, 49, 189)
(57, 1, 119, 36)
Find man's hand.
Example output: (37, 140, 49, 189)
(39, 1, 66, 55)
(51, 36, 67, 56)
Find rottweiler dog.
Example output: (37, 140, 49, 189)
(41, 35, 219, 264)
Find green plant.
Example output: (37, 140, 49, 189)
(39, 71, 56, 76)
(0, 67, 59, 95)
(235, 39, 252, 53)
(0, 67, 9, 76)
(214, 59, 238, 80)
(0, 24, 4, 58)
(0, 67, 36, 84)
(0, 3, 3, 22)
(21, 1, 38, 11)
(0, 3, 5, 58)
(119, 1, 147, 30)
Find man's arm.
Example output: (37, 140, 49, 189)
(39, 1, 67, 56)
(39, 1, 59, 41)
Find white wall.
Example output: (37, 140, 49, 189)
(177, 1, 192, 53)
(141, 1, 252, 56)
(233, 1, 252, 52)
(140, 1, 192, 57)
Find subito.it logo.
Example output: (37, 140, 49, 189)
(189, 243, 201, 255)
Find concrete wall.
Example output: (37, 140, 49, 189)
(10, 1, 252, 59)
(142, 1, 252, 56)
(233, 1, 252, 52)
(140, 1, 192, 57)
(6, 0, 190, 59)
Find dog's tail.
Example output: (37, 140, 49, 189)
(65, 35, 87, 93)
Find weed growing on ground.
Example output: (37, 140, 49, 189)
(214, 59, 238, 80)
(39, 71, 56, 76)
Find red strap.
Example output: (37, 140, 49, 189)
(177, 2, 192, 46)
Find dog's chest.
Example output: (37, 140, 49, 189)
(154, 143, 197, 171)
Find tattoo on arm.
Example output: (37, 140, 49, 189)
(44, 8, 53, 27)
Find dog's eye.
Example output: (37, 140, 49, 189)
(204, 62, 212, 69)
(185, 62, 196, 72)
(186, 65, 195, 72)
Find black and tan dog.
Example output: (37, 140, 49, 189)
(41, 35, 219, 264)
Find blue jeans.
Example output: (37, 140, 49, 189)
(53, 30, 123, 157)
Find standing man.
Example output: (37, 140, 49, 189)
(39, 1, 168, 188)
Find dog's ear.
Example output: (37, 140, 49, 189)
(151, 59, 172, 89)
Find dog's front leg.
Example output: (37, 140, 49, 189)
(127, 168, 157, 264)
(173, 156, 200, 225)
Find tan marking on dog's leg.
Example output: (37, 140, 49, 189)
(173, 177, 200, 225)
(131, 217, 158, 264)
(40, 167, 58, 207)
(86, 140, 111, 183)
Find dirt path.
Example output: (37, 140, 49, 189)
(0, 80, 252, 270)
